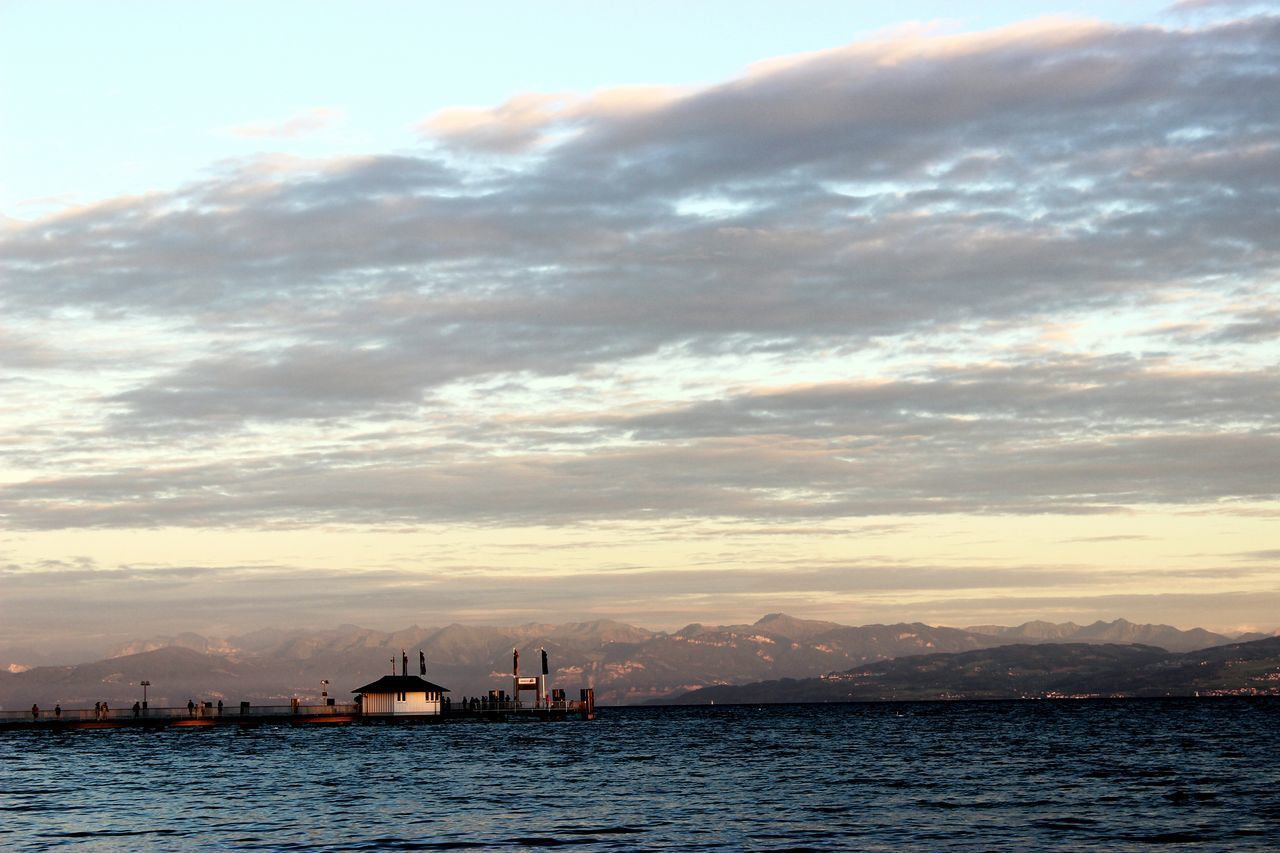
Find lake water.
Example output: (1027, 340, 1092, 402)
(3, 699, 1279, 850)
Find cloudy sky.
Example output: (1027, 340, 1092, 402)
(2, 1, 1278, 659)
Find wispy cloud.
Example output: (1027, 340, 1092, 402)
(225, 107, 344, 139)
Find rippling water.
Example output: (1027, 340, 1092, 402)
(4, 699, 1279, 850)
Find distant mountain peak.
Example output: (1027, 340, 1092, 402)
(755, 612, 789, 624)
(5, 613, 1265, 710)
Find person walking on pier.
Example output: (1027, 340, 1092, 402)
(54, 704, 61, 719)
(102, 701, 108, 718)
(31, 703, 39, 720)
(187, 698, 195, 717)
(133, 701, 141, 718)
(94, 701, 101, 719)
(217, 699, 224, 716)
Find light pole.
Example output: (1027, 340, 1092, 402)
(140, 680, 151, 710)
(321, 679, 329, 706)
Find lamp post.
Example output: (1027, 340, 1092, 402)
(321, 679, 329, 707)
(140, 680, 151, 710)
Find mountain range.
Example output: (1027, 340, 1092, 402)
(1, 614, 1273, 709)
(663, 635, 1280, 703)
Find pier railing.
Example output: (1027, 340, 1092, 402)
(3, 699, 588, 724)
(0, 703, 360, 723)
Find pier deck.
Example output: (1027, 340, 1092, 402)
(0, 700, 593, 731)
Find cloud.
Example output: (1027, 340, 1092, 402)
(0, 326, 68, 370)
(420, 86, 683, 152)
(1201, 308, 1280, 343)
(9, 16, 1277, 324)
(225, 107, 344, 139)
(0, 15, 1277, 537)
(1, 353, 1276, 529)
(1168, 0, 1279, 13)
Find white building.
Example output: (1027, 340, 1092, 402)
(351, 675, 449, 716)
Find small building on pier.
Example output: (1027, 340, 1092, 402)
(352, 675, 449, 716)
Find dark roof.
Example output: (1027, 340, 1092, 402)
(351, 675, 450, 694)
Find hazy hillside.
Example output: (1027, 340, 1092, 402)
(0, 614, 1264, 710)
(964, 618, 1238, 653)
(665, 637, 1280, 704)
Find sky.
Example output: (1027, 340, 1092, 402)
(2, 0, 1279, 660)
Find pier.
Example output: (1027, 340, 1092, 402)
(2, 646, 597, 732)
(0, 696, 595, 732)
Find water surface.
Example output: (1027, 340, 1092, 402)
(3, 699, 1278, 849)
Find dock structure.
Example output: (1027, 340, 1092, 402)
(353, 674, 449, 716)
(2, 646, 596, 732)
(0, 693, 595, 732)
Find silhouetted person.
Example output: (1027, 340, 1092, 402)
(133, 701, 141, 718)
(54, 704, 61, 719)
(217, 699, 223, 716)
(188, 699, 195, 717)
(102, 701, 108, 718)
(402, 649, 408, 677)
(31, 703, 39, 720)
(94, 701, 101, 719)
